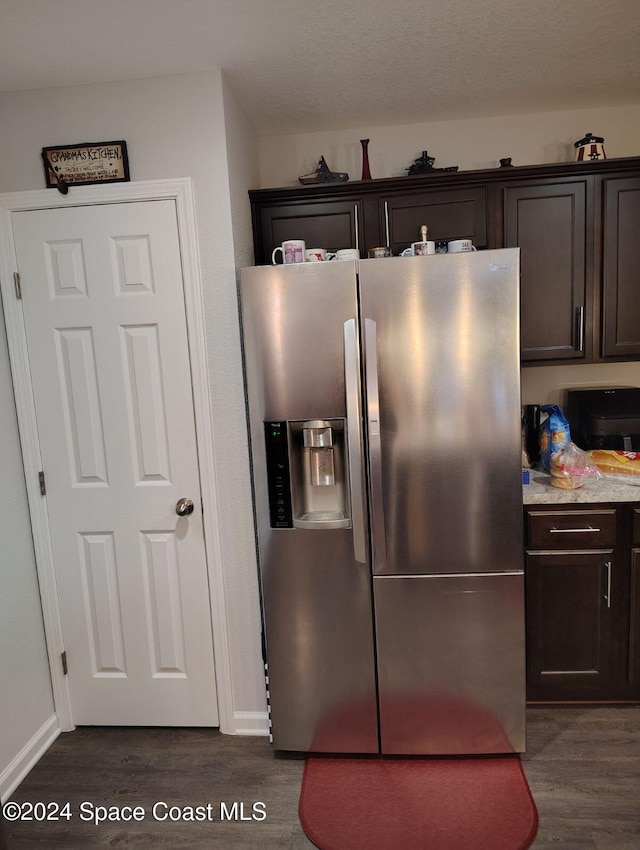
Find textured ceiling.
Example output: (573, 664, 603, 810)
(1, 0, 639, 135)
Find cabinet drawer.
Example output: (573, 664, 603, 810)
(526, 508, 616, 548)
(634, 507, 640, 545)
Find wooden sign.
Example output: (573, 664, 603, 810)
(42, 141, 130, 189)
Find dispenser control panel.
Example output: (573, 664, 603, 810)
(264, 421, 293, 528)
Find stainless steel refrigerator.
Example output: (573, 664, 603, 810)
(239, 250, 525, 756)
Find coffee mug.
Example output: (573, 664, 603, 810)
(400, 241, 436, 256)
(272, 240, 306, 264)
(447, 239, 476, 253)
(368, 247, 392, 259)
(306, 248, 327, 262)
(335, 248, 360, 261)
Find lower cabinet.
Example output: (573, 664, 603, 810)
(631, 541, 640, 685)
(525, 504, 640, 701)
(526, 550, 613, 695)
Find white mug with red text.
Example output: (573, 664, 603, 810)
(305, 248, 328, 262)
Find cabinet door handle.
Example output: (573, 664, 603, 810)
(604, 560, 612, 608)
(354, 204, 359, 252)
(549, 525, 600, 533)
(384, 201, 390, 248)
(576, 306, 585, 352)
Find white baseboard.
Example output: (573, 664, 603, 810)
(0, 714, 60, 801)
(232, 711, 270, 736)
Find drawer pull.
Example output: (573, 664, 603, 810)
(549, 526, 601, 534)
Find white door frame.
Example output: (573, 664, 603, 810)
(0, 178, 234, 734)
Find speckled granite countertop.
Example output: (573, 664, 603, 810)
(523, 470, 640, 505)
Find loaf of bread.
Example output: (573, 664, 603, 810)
(549, 443, 589, 489)
(549, 470, 584, 489)
(587, 450, 640, 477)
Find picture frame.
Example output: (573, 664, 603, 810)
(41, 141, 130, 189)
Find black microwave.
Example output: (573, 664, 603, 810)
(565, 387, 640, 451)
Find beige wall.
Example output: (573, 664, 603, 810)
(258, 102, 640, 188)
(222, 73, 260, 269)
(522, 362, 640, 408)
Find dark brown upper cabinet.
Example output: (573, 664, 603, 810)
(378, 186, 487, 254)
(600, 175, 640, 358)
(249, 158, 640, 365)
(252, 196, 365, 264)
(501, 178, 590, 363)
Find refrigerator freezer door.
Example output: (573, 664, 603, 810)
(240, 262, 378, 752)
(262, 531, 379, 752)
(359, 251, 523, 576)
(375, 572, 526, 754)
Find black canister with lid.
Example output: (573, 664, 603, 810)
(522, 405, 541, 464)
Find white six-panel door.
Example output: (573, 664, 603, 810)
(11, 199, 218, 725)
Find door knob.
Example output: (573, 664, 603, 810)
(176, 497, 195, 516)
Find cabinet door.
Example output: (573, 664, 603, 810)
(601, 176, 640, 358)
(525, 550, 612, 699)
(630, 549, 640, 685)
(382, 186, 487, 254)
(503, 180, 588, 362)
(254, 199, 362, 265)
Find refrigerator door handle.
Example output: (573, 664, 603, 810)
(364, 318, 387, 570)
(344, 319, 367, 563)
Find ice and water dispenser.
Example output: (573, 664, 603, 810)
(264, 419, 351, 529)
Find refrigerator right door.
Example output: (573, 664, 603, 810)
(359, 250, 523, 578)
(359, 250, 525, 754)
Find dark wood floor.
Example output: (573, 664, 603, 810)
(3, 706, 639, 848)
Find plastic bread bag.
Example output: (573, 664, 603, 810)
(587, 450, 640, 485)
(539, 404, 571, 472)
(549, 443, 603, 489)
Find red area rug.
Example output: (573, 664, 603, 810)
(299, 755, 538, 850)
